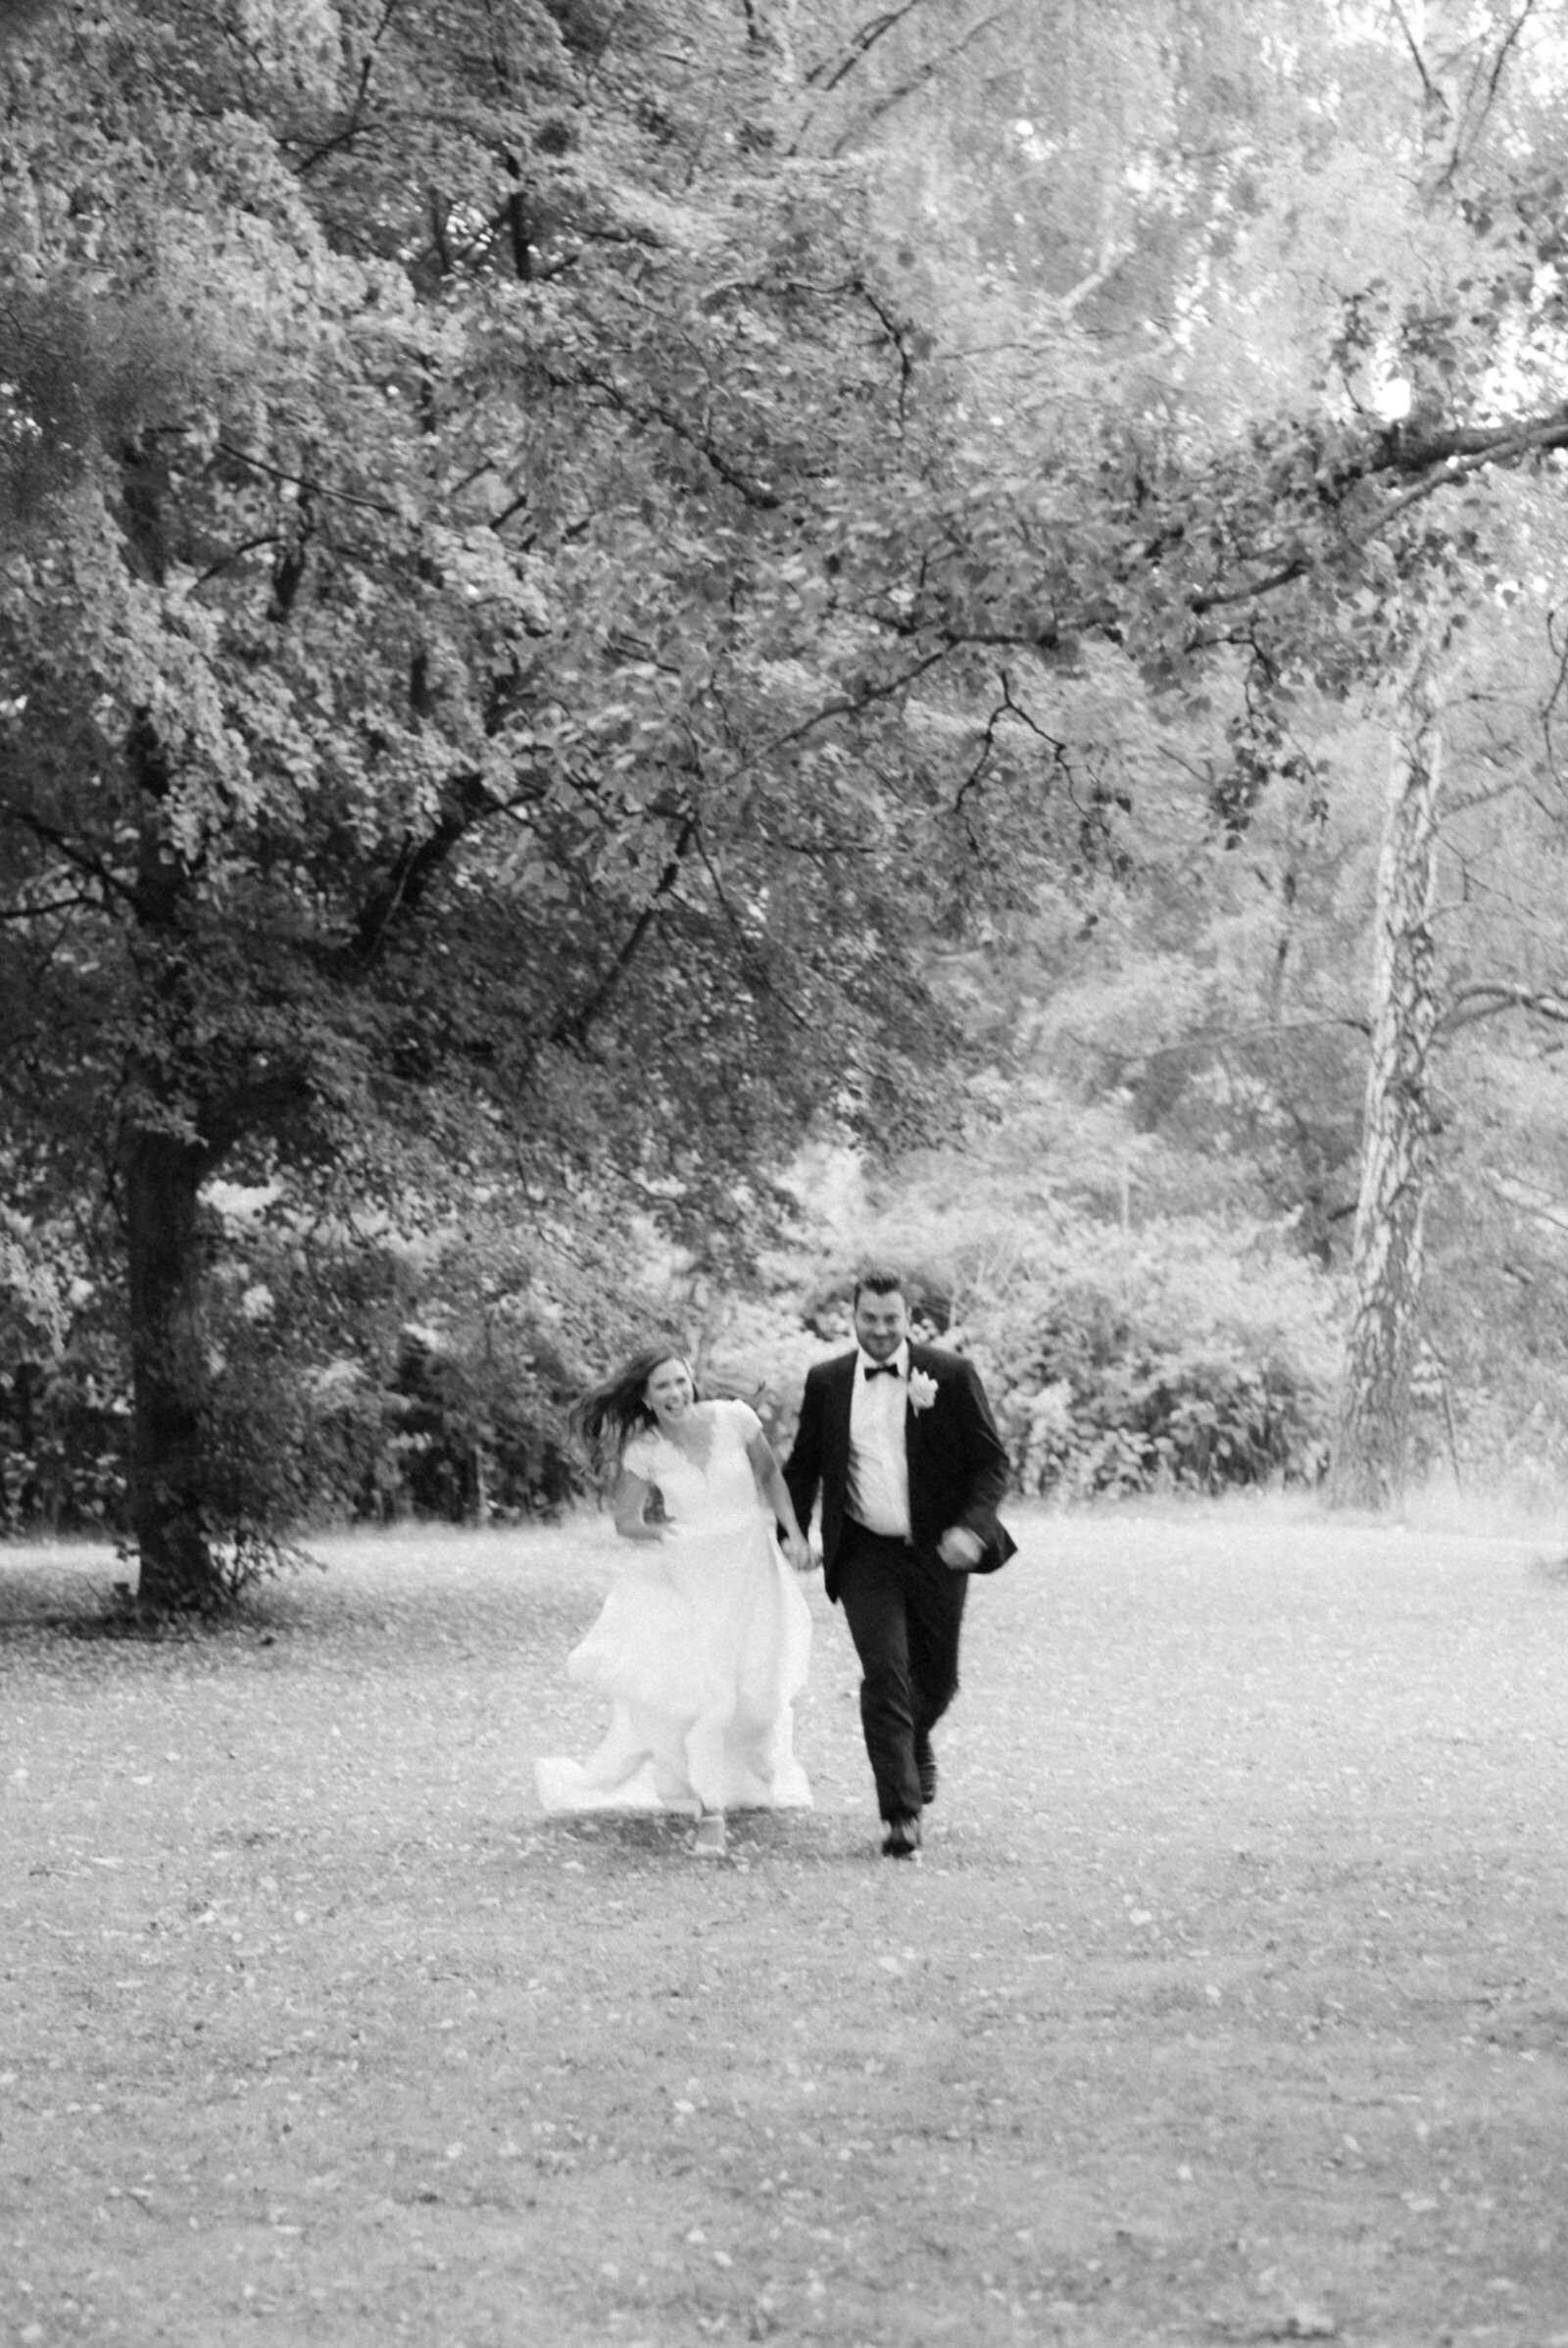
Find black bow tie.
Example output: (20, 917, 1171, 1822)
(863, 1362, 901, 1381)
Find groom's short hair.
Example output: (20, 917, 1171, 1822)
(853, 1266, 906, 1308)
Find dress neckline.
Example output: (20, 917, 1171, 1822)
(657, 1401, 717, 1477)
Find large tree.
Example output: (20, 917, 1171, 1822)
(13, 0, 1568, 1594)
(1314, 0, 1567, 1502)
(799, 0, 1568, 1502)
(1, 0, 1058, 1604)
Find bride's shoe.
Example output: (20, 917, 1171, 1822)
(693, 1812, 727, 1857)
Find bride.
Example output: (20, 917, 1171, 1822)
(535, 1346, 815, 1856)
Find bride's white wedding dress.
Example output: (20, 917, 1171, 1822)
(534, 1399, 812, 1816)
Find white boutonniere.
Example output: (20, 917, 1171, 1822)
(907, 1369, 939, 1414)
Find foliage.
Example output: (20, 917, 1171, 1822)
(0, 0, 1065, 1597)
(11, 0, 1568, 1587)
(0, 1204, 126, 1534)
(0, 1178, 614, 1540)
(947, 1213, 1337, 1500)
(982, 1294, 1331, 1502)
(0, 0, 982, 1208)
(697, 1128, 1340, 1501)
(0, 1345, 126, 1536)
(179, 1191, 649, 1531)
(1413, 1030, 1568, 1497)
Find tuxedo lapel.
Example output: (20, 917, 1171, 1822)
(902, 1342, 931, 1482)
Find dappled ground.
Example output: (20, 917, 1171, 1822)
(5, 1500, 1568, 2348)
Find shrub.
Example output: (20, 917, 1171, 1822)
(0, 1210, 130, 1535)
(0, 1349, 129, 1535)
(961, 1219, 1337, 1498)
(991, 1327, 1330, 1499)
(722, 1194, 1341, 1501)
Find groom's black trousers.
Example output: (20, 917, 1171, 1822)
(835, 1523, 968, 1822)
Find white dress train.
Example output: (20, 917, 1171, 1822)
(534, 1399, 812, 1817)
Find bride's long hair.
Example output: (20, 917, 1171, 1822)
(570, 1344, 700, 1479)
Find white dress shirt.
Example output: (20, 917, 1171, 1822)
(847, 1341, 911, 1539)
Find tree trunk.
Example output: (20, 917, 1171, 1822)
(123, 1126, 218, 1608)
(1327, 2, 1521, 1506)
(1327, 667, 1443, 1508)
(119, 691, 231, 1611)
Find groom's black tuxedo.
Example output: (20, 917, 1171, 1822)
(783, 1342, 1015, 1604)
(784, 1341, 1015, 1831)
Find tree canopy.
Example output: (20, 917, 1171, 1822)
(0, 0, 1064, 1596)
(10, 0, 1568, 1593)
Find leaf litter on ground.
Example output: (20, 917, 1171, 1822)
(4, 1500, 1568, 2345)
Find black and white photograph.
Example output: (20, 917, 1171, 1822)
(6, 3, 1568, 2342)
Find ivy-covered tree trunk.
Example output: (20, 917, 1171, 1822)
(1328, 668, 1443, 1507)
(123, 1125, 215, 1608)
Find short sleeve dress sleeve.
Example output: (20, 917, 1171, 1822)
(620, 1432, 660, 1483)
(722, 1399, 763, 1444)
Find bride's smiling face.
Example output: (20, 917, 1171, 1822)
(644, 1357, 696, 1427)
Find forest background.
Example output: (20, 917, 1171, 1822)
(6, 0, 1568, 1609)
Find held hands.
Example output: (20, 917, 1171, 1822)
(783, 1529, 815, 1574)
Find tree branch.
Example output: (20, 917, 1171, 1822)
(1134, 1013, 1374, 1061)
(689, 818, 809, 1031)
(0, 795, 142, 915)
(572, 366, 781, 511)
(1387, 0, 1439, 109)
(292, 0, 405, 174)
(548, 813, 697, 1048)
(1436, 982, 1568, 1039)
(343, 771, 500, 969)
(804, 0, 930, 94)
(0, 893, 96, 918)
(216, 441, 402, 520)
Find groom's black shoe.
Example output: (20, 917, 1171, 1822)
(881, 1814, 922, 1861)
(914, 1733, 937, 1808)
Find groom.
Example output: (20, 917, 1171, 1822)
(784, 1269, 1015, 1860)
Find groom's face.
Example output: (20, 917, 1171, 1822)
(854, 1287, 908, 1361)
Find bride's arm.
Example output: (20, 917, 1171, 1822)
(612, 1467, 666, 1541)
(745, 1430, 813, 1572)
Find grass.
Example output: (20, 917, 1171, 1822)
(4, 1498, 1568, 2348)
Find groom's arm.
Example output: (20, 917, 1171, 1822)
(782, 1367, 825, 1534)
(948, 1359, 1011, 1541)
